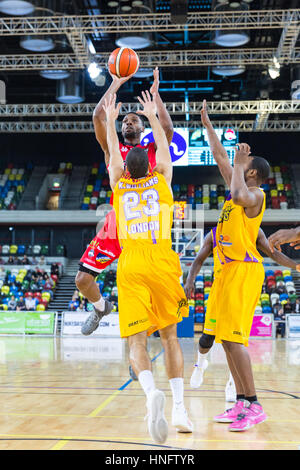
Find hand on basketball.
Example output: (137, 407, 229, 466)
(137, 90, 157, 118)
(234, 143, 251, 166)
(268, 228, 300, 253)
(102, 93, 122, 121)
(108, 69, 136, 87)
(201, 99, 211, 128)
(150, 67, 160, 96)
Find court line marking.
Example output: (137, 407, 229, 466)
(50, 349, 164, 450)
(0, 433, 299, 447)
(0, 411, 300, 423)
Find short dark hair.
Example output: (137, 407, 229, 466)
(249, 156, 270, 183)
(126, 147, 149, 179)
(124, 112, 145, 127)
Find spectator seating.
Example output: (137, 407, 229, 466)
(56, 162, 73, 175)
(79, 162, 296, 211)
(0, 267, 59, 311)
(0, 244, 61, 258)
(261, 165, 295, 210)
(0, 164, 31, 210)
(173, 184, 227, 210)
(81, 162, 111, 210)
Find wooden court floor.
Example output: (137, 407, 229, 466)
(0, 335, 299, 451)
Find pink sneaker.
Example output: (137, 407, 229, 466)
(229, 403, 267, 432)
(213, 400, 249, 423)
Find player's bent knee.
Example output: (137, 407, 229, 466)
(199, 333, 215, 350)
(75, 271, 94, 291)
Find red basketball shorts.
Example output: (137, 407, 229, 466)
(79, 209, 122, 273)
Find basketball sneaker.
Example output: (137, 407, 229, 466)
(190, 358, 208, 389)
(228, 402, 267, 432)
(225, 376, 236, 402)
(81, 300, 113, 336)
(213, 400, 249, 423)
(172, 407, 194, 433)
(146, 389, 168, 444)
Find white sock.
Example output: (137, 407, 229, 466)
(138, 370, 156, 400)
(93, 297, 105, 311)
(169, 377, 185, 410)
(197, 351, 208, 368)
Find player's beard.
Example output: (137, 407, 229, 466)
(123, 129, 141, 140)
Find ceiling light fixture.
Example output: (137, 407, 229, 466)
(212, 65, 246, 77)
(214, 2, 250, 47)
(116, 3, 152, 49)
(56, 71, 85, 104)
(0, 0, 35, 15)
(40, 70, 71, 80)
(20, 37, 55, 52)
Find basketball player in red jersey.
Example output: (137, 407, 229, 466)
(76, 67, 174, 335)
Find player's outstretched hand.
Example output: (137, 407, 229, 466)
(102, 93, 122, 121)
(234, 143, 251, 166)
(200, 99, 211, 128)
(137, 90, 157, 118)
(268, 228, 300, 253)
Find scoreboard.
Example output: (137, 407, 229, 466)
(141, 127, 238, 167)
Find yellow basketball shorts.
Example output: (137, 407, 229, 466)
(214, 261, 265, 347)
(117, 245, 189, 338)
(203, 276, 221, 337)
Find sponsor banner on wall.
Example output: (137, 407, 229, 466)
(287, 314, 300, 338)
(61, 312, 120, 337)
(0, 311, 57, 335)
(61, 337, 124, 362)
(250, 314, 274, 339)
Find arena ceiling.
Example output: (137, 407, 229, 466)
(0, 0, 299, 130)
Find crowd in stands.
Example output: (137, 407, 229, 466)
(81, 163, 296, 211)
(0, 263, 60, 312)
(0, 255, 47, 266)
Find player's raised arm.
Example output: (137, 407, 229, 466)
(137, 90, 172, 187)
(201, 99, 232, 186)
(102, 94, 124, 191)
(231, 143, 264, 210)
(150, 67, 174, 146)
(184, 232, 213, 299)
(257, 229, 300, 272)
(93, 72, 135, 166)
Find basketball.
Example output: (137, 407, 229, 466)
(108, 47, 139, 78)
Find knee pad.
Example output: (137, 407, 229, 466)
(199, 333, 215, 350)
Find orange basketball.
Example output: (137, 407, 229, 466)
(108, 47, 139, 78)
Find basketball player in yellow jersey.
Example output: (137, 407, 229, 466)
(102, 91, 193, 445)
(185, 227, 300, 401)
(201, 99, 270, 432)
